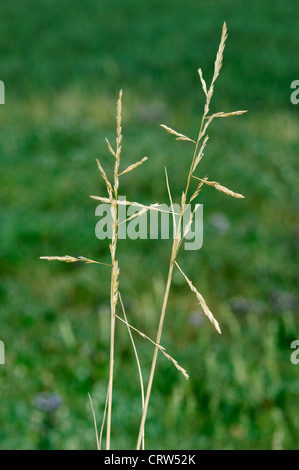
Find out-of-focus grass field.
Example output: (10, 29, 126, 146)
(0, 0, 298, 450)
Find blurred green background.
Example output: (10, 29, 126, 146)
(0, 0, 298, 450)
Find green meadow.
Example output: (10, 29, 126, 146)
(0, 0, 298, 449)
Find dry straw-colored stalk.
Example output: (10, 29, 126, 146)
(105, 89, 122, 450)
(136, 21, 247, 449)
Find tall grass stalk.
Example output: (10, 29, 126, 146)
(105, 89, 122, 449)
(41, 91, 124, 449)
(136, 22, 247, 449)
(41, 90, 189, 450)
